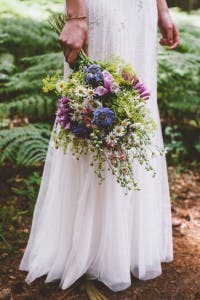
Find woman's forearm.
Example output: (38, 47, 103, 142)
(157, 0, 169, 17)
(66, 0, 87, 18)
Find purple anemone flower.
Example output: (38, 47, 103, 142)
(72, 123, 91, 138)
(92, 107, 115, 127)
(84, 64, 103, 86)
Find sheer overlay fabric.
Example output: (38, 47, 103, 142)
(19, 0, 173, 292)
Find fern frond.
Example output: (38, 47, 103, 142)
(0, 18, 59, 59)
(0, 124, 51, 166)
(0, 94, 57, 122)
(158, 49, 200, 123)
(0, 52, 63, 95)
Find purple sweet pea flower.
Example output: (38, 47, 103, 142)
(102, 70, 114, 80)
(133, 80, 151, 100)
(140, 91, 151, 98)
(101, 70, 120, 94)
(64, 122, 71, 130)
(103, 77, 113, 91)
(122, 70, 137, 82)
(102, 70, 114, 90)
(95, 86, 109, 96)
(56, 96, 72, 130)
(58, 96, 70, 106)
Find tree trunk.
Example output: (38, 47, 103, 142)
(187, 0, 194, 12)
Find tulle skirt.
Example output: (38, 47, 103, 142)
(19, 0, 173, 292)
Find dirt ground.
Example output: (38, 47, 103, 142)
(0, 167, 200, 300)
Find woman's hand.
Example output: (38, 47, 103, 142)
(59, 19, 88, 67)
(158, 11, 180, 50)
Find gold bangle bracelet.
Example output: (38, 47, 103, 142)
(67, 16, 87, 20)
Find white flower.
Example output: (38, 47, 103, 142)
(130, 95, 139, 102)
(55, 80, 67, 93)
(82, 98, 102, 110)
(110, 82, 120, 94)
(121, 119, 131, 128)
(86, 88, 96, 98)
(130, 123, 144, 130)
(92, 100, 103, 109)
(105, 132, 118, 145)
(75, 85, 88, 97)
(71, 111, 82, 121)
(70, 102, 83, 112)
(82, 97, 94, 107)
(131, 133, 141, 145)
(116, 63, 123, 74)
(113, 125, 126, 137)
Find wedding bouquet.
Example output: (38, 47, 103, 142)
(42, 14, 165, 192)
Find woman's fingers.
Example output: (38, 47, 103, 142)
(166, 25, 173, 46)
(160, 25, 180, 50)
(82, 35, 89, 55)
(63, 45, 71, 60)
(160, 37, 168, 46)
(67, 48, 81, 65)
(58, 20, 88, 66)
(169, 25, 180, 50)
(61, 39, 81, 65)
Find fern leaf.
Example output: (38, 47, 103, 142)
(0, 94, 57, 122)
(0, 124, 51, 166)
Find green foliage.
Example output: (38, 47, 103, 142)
(0, 53, 15, 77)
(158, 11, 200, 163)
(158, 50, 200, 122)
(195, 139, 200, 153)
(0, 124, 51, 166)
(0, 4, 199, 168)
(0, 204, 22, 251)
(0, 18, 60, 60)
(164, 126, 187, 164)
(0, 0, 63, 19)
(0, 52, 62, 95)
(14, 171, 41, 212)
(0, 169, 42, 251)
(0, 94, 57, 122)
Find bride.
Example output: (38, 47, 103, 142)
(19, 0, 180, 299)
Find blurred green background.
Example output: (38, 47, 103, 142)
(0, 0, 199, 251)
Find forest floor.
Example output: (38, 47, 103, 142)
(0, 166, 200, 300)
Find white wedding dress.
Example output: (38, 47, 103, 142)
(19, 0, 173, 292)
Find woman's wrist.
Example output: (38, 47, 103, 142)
(66, 0, 87, 19)
(67, 15, 87, 21)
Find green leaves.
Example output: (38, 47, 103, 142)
(157, 12, 200, 163)
(0, 124, 51, 166)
